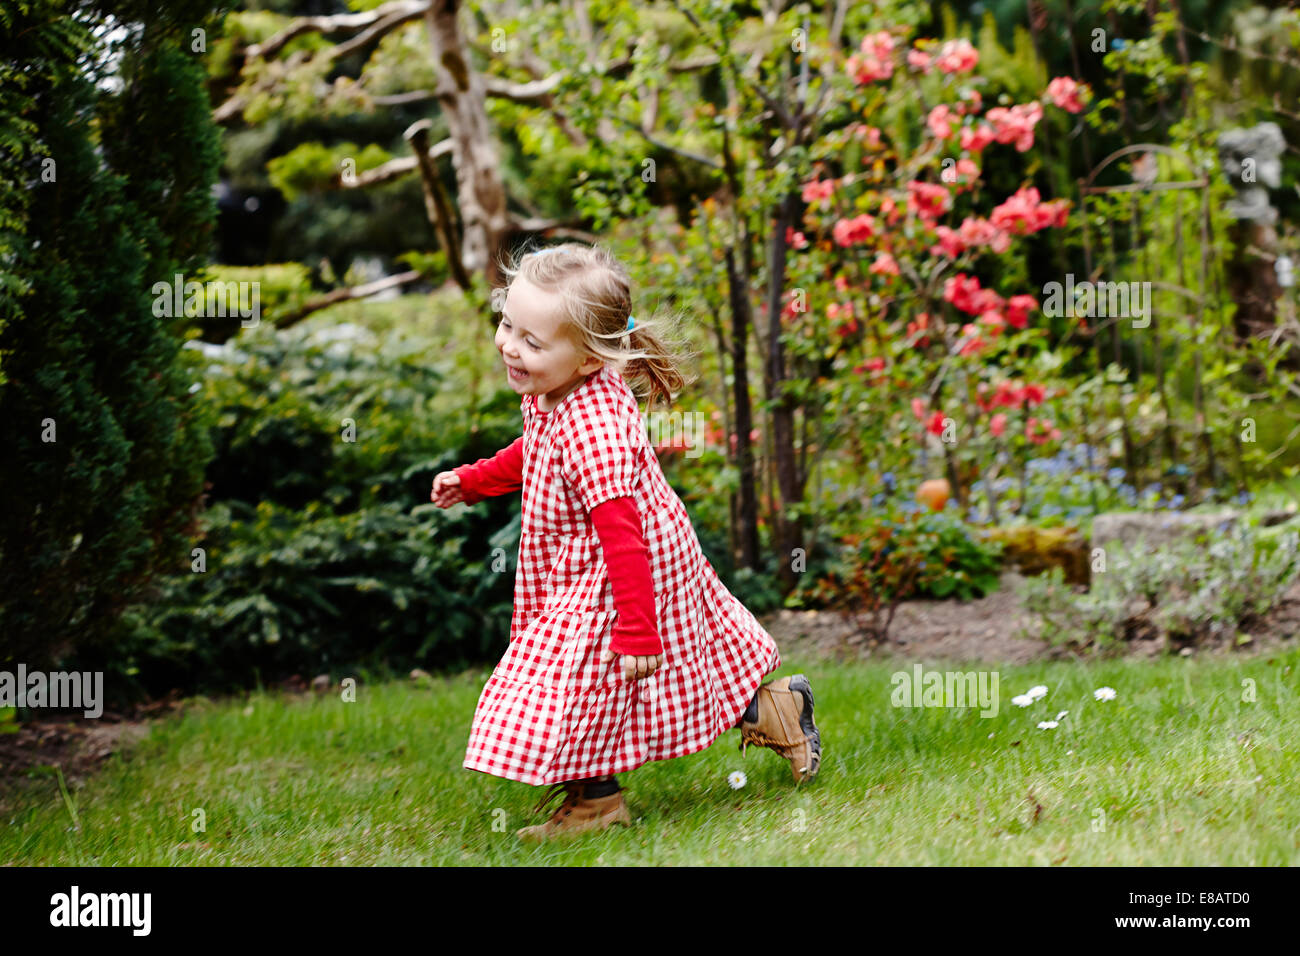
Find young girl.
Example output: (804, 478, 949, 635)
(430, 243, 821, 841)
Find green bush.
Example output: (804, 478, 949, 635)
(91, 499, 517, 698)
(797, 507, 1004, 641)
(1017, 522, 1300, 653)
(0, 16, 219, 669)
(88, 313, 526, 702)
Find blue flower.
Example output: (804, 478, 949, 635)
(882, 471, 897, 490)
(967, 508, 982, 523)
(1107, 467, 1126, 485)
(1112, 37, 1127, 50)
(1170, 494, 1185, 509)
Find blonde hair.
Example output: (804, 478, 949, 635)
(496, 242, 699, 410)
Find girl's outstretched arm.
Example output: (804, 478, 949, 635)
(449, 436, 525, 505)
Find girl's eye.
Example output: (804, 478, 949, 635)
(527, 341, 541, 351)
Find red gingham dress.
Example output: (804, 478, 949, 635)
(462, 363, 781, 785)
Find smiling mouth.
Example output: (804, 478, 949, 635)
(507, 365, 529, 380)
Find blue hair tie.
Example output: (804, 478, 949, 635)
(627, 314, 636, 331)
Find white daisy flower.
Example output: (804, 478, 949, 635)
(1094, 686, 1117, 701)
(1012, 694, 1034, 707)
(1037, 720, 1058, 730)
(1056, 710, 1069, 720)
(728, 770, 747, 790)
(1027, 685, 1048, 700)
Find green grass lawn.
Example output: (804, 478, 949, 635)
(3, 648, 1298, 865)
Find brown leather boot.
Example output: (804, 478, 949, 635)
(738, 674, 822, 783)
(515, 778, 633, 842)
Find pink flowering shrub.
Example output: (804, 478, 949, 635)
(780, 24, 1091, 521)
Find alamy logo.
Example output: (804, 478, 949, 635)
(0, 665, 103, 718)
(1042, 273, 1152, 328)
(50, 886, 151, 936)
(152, 273, 260, 327)
(890, 663, 1000, 717)
(642, 410, 707, 459)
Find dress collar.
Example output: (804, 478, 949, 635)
(533, 364, 607, 417)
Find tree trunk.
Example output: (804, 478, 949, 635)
(724, 244, 761, 573)
(422, 0, 511, 288)
(765, 190, 803, 590)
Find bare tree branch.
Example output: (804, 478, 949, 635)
(245, 0, 430, 61)
(338, 138, 452, 188)
(275, 270, 425, 328)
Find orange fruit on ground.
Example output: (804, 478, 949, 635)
(916, 478, 951, 512)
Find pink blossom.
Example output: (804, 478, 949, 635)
(960, 123, 996, 153)
(955, 157, 980, 183)
(826, 301, 855, 321)
(802, 178, 836, 205)
(956, 88, 983, 115)
(1005, 294, 1037, 329)
(1021, 383, 1047, 406)
(955, 217, 1012, 254)
(907, 181, 951, 220)
(927, 104, 955, 139)
(907, 313, 931, 349)
(908, 48, 932, 72)
(879, 195, 901, 225)
(958, 324, 985, 356)
(944, 274, 1006, 316)
(931, 225, 967, 259)
(977, 310, 1006, 336)
(990, 186, 1044, 234)
(871, 252, 900, 277)
(1025, 417, 1061, 445)
(985, 102, 1043, 152)
(1038, 199, 1070, 229)
(832, 213, 877, 247)
(847, 31, 895, 84)
(1046, 76, 1086, 113)
(856, 125, 883, 147)
(935, 38, 979, 74)
(990, 413, 1007, 437)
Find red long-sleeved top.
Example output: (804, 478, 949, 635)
(452, 439, 661, 656)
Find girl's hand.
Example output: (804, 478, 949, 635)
(601, 649, 663, 681)
(430, 471, 466, 507)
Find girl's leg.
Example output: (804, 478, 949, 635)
(580, 774, 620, 797)
(735, 689, 760, 729)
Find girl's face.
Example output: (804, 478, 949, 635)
(496, 276, 604, 411)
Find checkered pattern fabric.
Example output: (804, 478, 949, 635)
(463, 363, 782, 785)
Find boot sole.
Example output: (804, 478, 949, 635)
(787, 674, 822, 781)
(516, 815, 630, 842)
